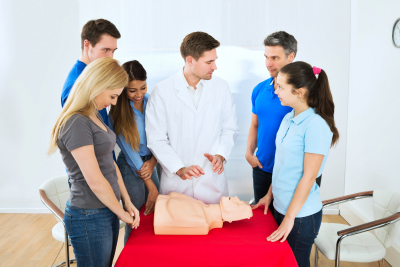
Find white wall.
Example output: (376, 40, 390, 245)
(0, 0, 350, 212)
(346, 0, 400, 246)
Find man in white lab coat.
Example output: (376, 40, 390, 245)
(145, 32, 239, 204)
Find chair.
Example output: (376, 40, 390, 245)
(314, 190, 400, 267)
(39, 175, 126, 267)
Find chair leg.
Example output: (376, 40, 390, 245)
(52, 228, 76, 267)
(335, 236, 345, 267)
(314, 246, 319, 267)
(379, 260, 381, 267)
(383, 259, 385, 267)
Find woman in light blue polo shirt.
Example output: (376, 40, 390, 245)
(109, 60, 160, 245)
(253, 61, 339, 267)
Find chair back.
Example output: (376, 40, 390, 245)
(373, 190, 400, 248)
(39, 175, 70, 223)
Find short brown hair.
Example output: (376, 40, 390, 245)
(81, 19, 121, 50)
(180, 32, 220, 61)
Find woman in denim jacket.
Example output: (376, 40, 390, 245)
(109, 60, 160, 245)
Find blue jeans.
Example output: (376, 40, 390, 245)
(274, 209, 322, 267)
(252, 167, 275, 215)
(116, 152, 160, 244)
(64, 203, 119, 267)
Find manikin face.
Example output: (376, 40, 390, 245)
(84, 34, 118, 62)
(94, 87, 124, 110)
(188, 48, 218, 80)
(220, 196, 253, 222)
(126, 80, 147, 104)
(264, 45, 294, 78)
(276, 73, 303, 107)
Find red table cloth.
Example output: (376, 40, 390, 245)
(115, 207, 298, 267)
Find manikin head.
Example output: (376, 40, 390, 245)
(81, 19, 121, 63)
(180, 31, 220, 80)
(263, 31, 297, 79)
(220, 196, 253, 222)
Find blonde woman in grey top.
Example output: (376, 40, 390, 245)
(48, 57, 140, 267)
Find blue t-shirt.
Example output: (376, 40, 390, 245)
(251, 77, 292, 173)
(108, 94, 152, 175)
(272, 108, 333, 217)
(61, 60, 108, 124)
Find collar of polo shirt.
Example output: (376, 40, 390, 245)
(290, 107, 315, 125)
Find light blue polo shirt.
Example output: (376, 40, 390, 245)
(272, 107, 333, 218)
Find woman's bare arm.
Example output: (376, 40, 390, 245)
(71, 145, 134, 224)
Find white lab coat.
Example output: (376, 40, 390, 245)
(145, 71, 239, 204)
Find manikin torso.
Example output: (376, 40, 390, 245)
(154, 192, 253, 235)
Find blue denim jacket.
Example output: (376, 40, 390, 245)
(108, 94, 152, 175)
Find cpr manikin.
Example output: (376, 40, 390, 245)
(154, 192, 253, 235)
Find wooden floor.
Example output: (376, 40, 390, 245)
(0, 213, 391, 267)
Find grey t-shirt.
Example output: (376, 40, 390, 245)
(57, 113, 121, 209)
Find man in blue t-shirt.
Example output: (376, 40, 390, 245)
(62, 19, 121, 183)
(61, 18, 121, 124)
(245, 31, 297, 212)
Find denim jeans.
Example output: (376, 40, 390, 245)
(116, 152, 160, 244)
(64, 202, 119, 267)
(274, 209, 322, 267)
(252, 167, 275, 215)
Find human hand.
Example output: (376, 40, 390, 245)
(245, 153, 263, 169)
(176, 165, 205, 180)
(144, 188, 159, 215)
(119, 211, 134, 225)
(136, 157, 156, 181)
(204, 153, 224, 174)
(267, 216, 295, 243)
(251, 195, 272, 215)
(124, 201, 140, 229)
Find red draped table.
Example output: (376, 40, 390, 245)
(115, 207, 298, 267)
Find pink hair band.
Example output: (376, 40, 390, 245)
(313, 66, 321, 75)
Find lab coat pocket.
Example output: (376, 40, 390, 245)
(161, 170, 179, 193)
(212, 172, 227, 193)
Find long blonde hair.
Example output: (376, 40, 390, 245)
(47, 57, 128, 154)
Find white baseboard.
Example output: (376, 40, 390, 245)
(340, 202, 400, 267)
(0, 208, 51, 214)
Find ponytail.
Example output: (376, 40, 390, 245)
(308, 69, 339, 146)
(280, 61, 339, 147)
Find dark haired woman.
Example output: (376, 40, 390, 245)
(109, 60, 159, 245)
(253, 62, 339, 267)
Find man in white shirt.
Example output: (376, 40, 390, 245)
(145, 32, 239, 204)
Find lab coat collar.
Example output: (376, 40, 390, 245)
(181, 69, 205, 89)
(173, 70, 213, 114)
